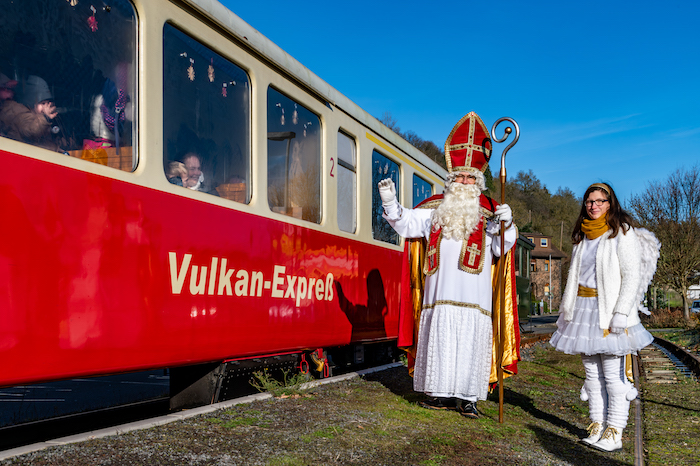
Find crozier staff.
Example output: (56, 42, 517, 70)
(550, 182, 659, 452)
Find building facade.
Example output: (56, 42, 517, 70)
(525, 233, 567, 312)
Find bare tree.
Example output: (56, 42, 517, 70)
(629, 165, 700, 320)
(378, 112, 447, 170)
(379, 112, 401, 134)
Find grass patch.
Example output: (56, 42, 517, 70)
(642, 378, 700, 465)
(311, 426, 343, 439)
(430, 435, 456, 446)
(223, 416, 258, 428)
(13, 340, 699, 466)
(250, 368, 313, 398)
(655, 328, 700, 352)
(267, 454, 305, 466)
(422, 454, 446, 465)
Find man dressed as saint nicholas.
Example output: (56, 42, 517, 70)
(378, 112, 520, 418)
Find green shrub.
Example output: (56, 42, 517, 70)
(250, 368, 313, 397)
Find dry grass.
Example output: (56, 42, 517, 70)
(642, 376, 700, 465)
(641, 307, 700, 330)
(2, 341, 697, 465)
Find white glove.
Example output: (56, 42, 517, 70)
(378, 178, 396, 206)
(609, 313, 627, 334)
(377, 178, 399, 218)
(494, 204, 513, 227)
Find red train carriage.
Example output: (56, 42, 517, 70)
(0, 0, 446, 406)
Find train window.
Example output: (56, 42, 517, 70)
(163, 24, 251, 202)
(412, 174, 432, 207)
(371, 150, 400, 245)
(337, 131, 356, 233)
(0, 0, 137, 170)
(267, 88, 321, 223)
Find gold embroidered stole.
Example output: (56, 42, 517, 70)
(424, 218, 487, 275)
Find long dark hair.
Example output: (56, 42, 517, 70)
(572, 183, 637, 244)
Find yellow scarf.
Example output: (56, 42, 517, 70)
(581, 213, 609, 239)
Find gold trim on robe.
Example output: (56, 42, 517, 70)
(399, 228, 520, 384)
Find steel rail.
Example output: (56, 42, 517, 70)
(652, 336, 700, 379)
(632, 355, 644, 466)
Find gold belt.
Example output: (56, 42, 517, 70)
(577, 285, 597, 297)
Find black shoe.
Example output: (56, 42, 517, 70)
(418, 397, 456, 410)
(457, 400, 478, 418)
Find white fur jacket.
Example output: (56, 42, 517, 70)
(560, 228, 644, 330)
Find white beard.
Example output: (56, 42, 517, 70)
(432, 183, 482, 241)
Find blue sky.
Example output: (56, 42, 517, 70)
(222, 0, 699, 203)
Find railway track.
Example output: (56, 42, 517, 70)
(635, 336, 699, 466)
(640, 336, 700, 383)
(523, 331, 699, 466)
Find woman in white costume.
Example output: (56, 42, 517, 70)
(550, 182, 655, 452)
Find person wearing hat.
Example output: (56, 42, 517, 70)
(550, 182, 658, 452)
(377, 112, 517, 419)
(0, 74, 61, 151)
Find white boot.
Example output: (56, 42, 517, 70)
(592, 426, 623, 452)
(581, 421, 605, 445)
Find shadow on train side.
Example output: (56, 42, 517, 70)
(335, 269, 388, 342)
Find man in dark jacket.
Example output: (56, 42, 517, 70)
(0, 75, 61, 152)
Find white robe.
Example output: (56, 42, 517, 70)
(385, 205, 516, 401)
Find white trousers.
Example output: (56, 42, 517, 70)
(581, 354, 633, 429)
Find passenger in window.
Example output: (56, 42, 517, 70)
(166, 161, 188, 186)
(183, 152, 206, 191)
(0, 75, 64, 152)
(85, 64, 132, 152)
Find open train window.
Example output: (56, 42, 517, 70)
(163, 24, 251, 202)
(412, 174, 432, 207)
(337, 131, 356, 233)
(0, 0, 137, 171)
(267, 87, 321, 223)
(372, 150, 400, 245)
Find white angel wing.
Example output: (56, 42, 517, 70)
(634, 228, 661, 315)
